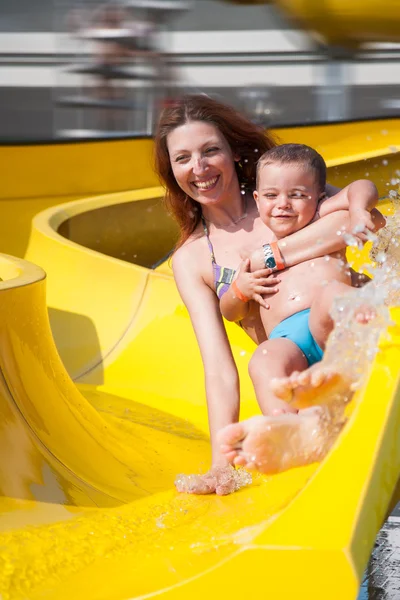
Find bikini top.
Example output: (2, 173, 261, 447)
(201, 216, 236, 299)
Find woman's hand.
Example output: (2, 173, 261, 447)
(175, 464, 251, 496)
(234, 259, 280, 309)
(350, 207, 386, 243)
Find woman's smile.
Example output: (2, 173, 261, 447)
(192, 176, 220, 191)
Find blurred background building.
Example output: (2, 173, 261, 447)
(1, 0, 400, 139)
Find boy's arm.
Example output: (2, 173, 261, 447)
(220, 259, 280, 322)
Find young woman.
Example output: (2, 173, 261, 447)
(154, 94, 384, 495)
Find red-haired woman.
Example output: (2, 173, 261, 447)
(155, 94, 384, 495)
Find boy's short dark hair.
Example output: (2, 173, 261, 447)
(256, 143, 326, 192)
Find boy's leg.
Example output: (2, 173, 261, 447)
(310, 280, 376, 348)
(248, 338, 308, 415)
(271, 282, 376, 409)
(308, 280, 353, 349)
(268, 281, 354, 409)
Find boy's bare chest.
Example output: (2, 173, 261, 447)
(263, 254, 350, 331)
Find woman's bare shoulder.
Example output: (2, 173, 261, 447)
(172, 229, 205, 271)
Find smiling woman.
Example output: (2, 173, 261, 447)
(155, 95, 274, 249)
(153, 94, 384, 495)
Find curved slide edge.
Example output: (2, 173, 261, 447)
(0, 254, 167, 507)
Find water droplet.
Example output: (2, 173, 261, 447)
(240, 350, 246, 356)
(375, 251, 387, 263)
(365, 172, 370, 176)
(382, 159, 388, 166)
(381, 130, 388, 136)
(336, 230, 342, 236)
(262, 349, 268, 355)
(389, 146, 398, 153)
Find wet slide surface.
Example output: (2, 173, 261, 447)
(1, 124, 400, 599)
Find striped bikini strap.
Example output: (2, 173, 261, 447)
(201, 216, 216, 263)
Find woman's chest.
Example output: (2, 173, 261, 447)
(208, 221, 273, 270)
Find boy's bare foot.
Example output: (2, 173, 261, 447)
(270, 365, 343, 409)
(218, 408, 335, 474)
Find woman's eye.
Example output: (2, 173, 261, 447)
(205, 147, 218, 153)
(265, 194, 276, 199)
(175, 155, 188, 163)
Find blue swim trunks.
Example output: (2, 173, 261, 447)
(268, 308, 323, 367)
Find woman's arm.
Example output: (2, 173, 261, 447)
(250, 203, 385, 271)
(318, 180, 385, 241)
(318, 179, 378, 217)
(173, 246, 240, 467)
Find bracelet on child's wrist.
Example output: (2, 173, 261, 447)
(232, 280, 250, 303)
(262, 242, 286, 271)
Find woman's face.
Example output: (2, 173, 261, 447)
(166, 120, 240, 207)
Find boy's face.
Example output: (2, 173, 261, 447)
(254, 162, 322, 239)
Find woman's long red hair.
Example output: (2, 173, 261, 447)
(154, 94, 276, 249)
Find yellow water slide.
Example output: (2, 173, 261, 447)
(1, 119, 400, 599)
(228, 0, 400, 48)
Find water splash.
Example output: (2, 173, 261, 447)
(323, 193, 400, 391)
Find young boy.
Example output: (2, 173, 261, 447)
(220, 143, 378, 417)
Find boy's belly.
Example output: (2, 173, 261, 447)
(262, 255, 351, 336)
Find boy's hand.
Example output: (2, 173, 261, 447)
(234, 259, 280, 309)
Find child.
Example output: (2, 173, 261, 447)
(220, 143, 378, 417)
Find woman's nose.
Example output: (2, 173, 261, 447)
(192, 156, 208, 175)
